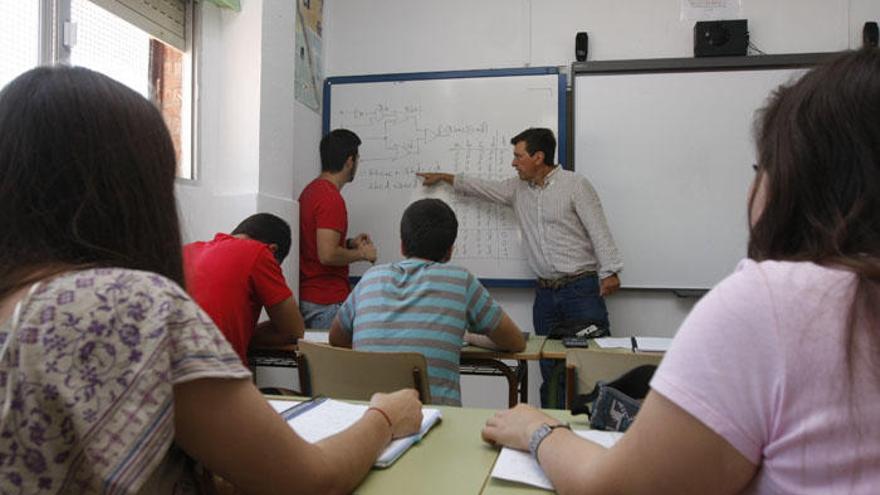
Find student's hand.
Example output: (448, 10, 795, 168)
(358, 242, 377, 263)
(482, 404, 561, 451)
(416, 172, 453, 186)
(351, 233, 372, 248)
(369, 389, 423, 439)
(599, 274, 621, 297)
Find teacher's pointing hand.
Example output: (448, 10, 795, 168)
(416, 172, 454, 186)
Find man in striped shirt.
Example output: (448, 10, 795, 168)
(329, 198, 526, 406)
(417, 127, 623, 408)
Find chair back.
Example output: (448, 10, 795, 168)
(297, 341, 433, 404)
(565, 349, 663, 409)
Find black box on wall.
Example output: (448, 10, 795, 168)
(694, 20, 749, 57)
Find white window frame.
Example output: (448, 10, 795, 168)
(33, 0, 198, 180)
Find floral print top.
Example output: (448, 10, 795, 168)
(0, 268, 251, 494)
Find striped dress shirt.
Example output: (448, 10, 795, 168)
(336, 259, 502, 406)
(454, 167, 623, 280)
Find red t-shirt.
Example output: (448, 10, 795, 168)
(183, 233, 292, 365)
(298, 178, 351, 304)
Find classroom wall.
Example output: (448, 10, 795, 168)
(321, 0, 880, 408)
(178, 0, 306, 282)
(189, 0, 880, 407)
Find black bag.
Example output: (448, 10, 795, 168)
(570, 365, 656, 432)
(547, 320, 609, 340)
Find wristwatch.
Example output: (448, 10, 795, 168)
(528, 422, 571, 462)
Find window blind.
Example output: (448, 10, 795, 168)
(87, 0, 186, 50)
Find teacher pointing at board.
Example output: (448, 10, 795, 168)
(417, 127, 623, 408)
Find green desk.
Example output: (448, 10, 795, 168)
(268, 396, 582, 494)
(250, 333, 548, 408)
(460, 336, 546, 408)
(356, 405, 501, 494)
(538, 339, 637, 410)
(540, 339, 665, 410)
(538, 338, 567, 361)
(542, 338, 659, 360)
(480, 409, 584, 495)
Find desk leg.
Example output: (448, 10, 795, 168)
(547, 362, 566, 409)
(460, 357, 518, 408)
(517, 360, 528, 404)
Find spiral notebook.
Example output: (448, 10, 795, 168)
(268, 398, 442, 468)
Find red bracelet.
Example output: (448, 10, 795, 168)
(366, 406, 393, 429)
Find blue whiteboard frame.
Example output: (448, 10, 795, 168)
(323, 67, 566, 289)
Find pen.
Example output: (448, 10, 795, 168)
(280, 396, 327, 421)
(631, 336, 638, 353)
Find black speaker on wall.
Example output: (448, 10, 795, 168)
(865, 22, 879, 48)
(694, 20, 749, 57)
(575, 32, 589, 62)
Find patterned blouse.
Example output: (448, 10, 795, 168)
(0, 268, 251, 494)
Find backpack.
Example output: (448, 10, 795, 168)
(570, 364, 657, 432)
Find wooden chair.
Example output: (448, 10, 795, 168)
(296, 341, 433, 404)
(564, 348, 663, 409)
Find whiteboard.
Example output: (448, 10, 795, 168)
(573, 56, 823, 290)
(324, 69, 564, 285)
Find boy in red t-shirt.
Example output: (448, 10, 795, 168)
(184, 213, 304, 365)
(299, 129, 377, 328)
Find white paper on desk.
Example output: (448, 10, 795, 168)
(592, 337, 633, 350)
(490, 430, 623, 490)
(634, 337, 672, 352)
(267, 399, 442, 468)
(303, 331, 329, 343)
(593, 337, 672, 352)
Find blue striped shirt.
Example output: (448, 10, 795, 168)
(336, 259, 503, 406)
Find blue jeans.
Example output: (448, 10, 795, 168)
(533, 275, 609, 409)
(300, 300, 342, 329)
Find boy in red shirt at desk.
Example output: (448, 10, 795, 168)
(184, 213, 304, 365)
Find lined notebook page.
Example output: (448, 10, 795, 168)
(268, 399, 442, 467)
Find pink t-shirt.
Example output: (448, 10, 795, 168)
(651, 259, 880, 494)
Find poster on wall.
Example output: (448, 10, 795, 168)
(295, 0, 323, 112)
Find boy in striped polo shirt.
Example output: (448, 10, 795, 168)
(329, 198, 526, 406)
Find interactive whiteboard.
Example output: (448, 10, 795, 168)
(573, 54, 826, 290)
(324, 68, 565, 285)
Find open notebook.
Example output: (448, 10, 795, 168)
(268, 399, 442, 468)
(490, 430, 623, 490)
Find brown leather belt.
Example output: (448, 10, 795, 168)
(536, 270, 597, 290)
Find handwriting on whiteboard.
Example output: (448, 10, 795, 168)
(336, 103, 527, 262)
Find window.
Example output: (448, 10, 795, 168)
(0, 3, 40, 88)
(0, 0, 195, 179)
(70, 0, 152, 97)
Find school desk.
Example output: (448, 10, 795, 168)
(266, 396, 581, 494)
(248, 332, 547, 408)
(540, 339, 666, 409)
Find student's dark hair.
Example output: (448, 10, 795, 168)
(400, 199, 458, 262)
(0, 66, 184, 300)
(748, 49, 880, 373)
(320, 128, 361, 173)
(231, 213, 292, 263)
(510, 128, 556, 165)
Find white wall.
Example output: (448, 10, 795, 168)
(321, 0, 880, 408)
(325, 0, 878, 74)
(190, 0, 880, 407)
(178, 0, 307, 282)
(176, 2, 262, 244)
